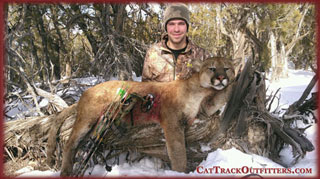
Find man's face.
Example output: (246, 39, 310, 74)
(166, 19, 188, 47)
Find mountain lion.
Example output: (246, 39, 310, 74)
(58, 57, 236, 176)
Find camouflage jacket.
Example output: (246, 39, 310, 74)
(142, 35, 211, 82)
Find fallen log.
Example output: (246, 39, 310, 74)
(4, 58, 316, 176)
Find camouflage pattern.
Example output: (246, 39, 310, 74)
(142, 34, 211, 82)
(163, 3, 190, 31)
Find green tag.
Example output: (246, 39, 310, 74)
(187, 62, 192, 68)
(117, 88, 126, 98)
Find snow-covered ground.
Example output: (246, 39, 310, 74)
(15, 69, 318, 177)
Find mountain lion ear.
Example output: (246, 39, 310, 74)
(232, 58, 242, 68)
(232, 58, 243, 75)
(192, 59, 202, 72)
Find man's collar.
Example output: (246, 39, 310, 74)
(160, 34, 192, 53)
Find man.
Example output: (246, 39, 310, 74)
(142, 3, 211, 82)
(140, 4, 217, 172)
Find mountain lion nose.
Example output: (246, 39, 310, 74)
(217, 75, 225, 81)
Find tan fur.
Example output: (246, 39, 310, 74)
(60, 57, 235, 176)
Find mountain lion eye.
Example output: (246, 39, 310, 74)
(209, 68, 216, 72)
(224, 68, 229, 72)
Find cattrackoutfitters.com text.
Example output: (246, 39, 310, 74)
(196, 166, 312, 175)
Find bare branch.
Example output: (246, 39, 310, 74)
(285, 5, 310, 56)
(286, 75, 317, 115)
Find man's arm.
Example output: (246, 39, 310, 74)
(142, 47, 154, 82)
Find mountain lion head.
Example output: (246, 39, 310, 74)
(197, 57, 236, 90)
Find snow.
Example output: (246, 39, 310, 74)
(15, 69, 318, 177)
(266, 69, 317, 112)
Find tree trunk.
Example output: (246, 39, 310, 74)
(270, 31, 279, 81)
(216, 6, 247, 73)
(280, 42, 289, 78)
(112, 4, 126, 35)
(270, 5, 310, 82)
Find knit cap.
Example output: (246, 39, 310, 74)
(163, 3, 190, 31)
